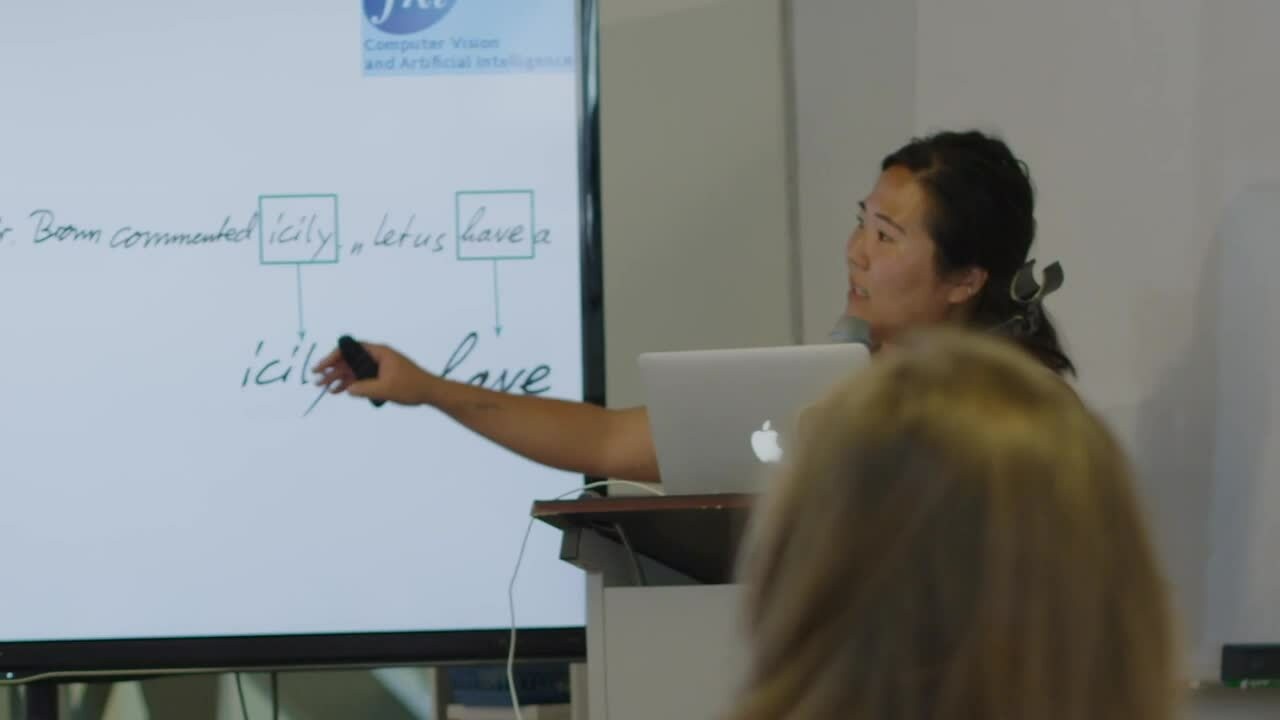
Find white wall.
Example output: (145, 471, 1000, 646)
(914, 0, 1280, 686)
(789, 0, 916, 344)
(914, 0, 1214, 665)
(600, 0, 796, 407)
(794, 0, 1280, 716)
(1199, 2, 1280, 686)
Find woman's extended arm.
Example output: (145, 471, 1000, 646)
(313, 341, 661, 483)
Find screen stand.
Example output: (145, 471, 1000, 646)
(23, 681, 58, 720)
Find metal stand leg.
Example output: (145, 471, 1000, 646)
(69, 684, 111, 720)
(23, 682, 58, 720)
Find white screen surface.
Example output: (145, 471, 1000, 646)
(0, 1, 589, 642)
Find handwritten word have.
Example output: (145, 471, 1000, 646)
(440, 331, 552, 395)
(460, 206, 550, 246)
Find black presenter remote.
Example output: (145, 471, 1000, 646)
(338, 335, 386, 408)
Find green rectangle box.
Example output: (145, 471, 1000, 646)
(259, 194, 340, 266)
(456, 190, 536, 261)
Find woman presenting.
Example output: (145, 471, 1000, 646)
(312, 130, 1074, 483)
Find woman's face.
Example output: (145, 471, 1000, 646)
(845, 166, 985, 344)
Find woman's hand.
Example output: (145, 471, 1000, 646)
(311, 341, 437, 406)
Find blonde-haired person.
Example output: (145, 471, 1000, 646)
(726, 328, 1178, 720)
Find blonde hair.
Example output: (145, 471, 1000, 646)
(727, 328, 1177, 720)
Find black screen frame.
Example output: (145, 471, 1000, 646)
(0, 0, 602, 684)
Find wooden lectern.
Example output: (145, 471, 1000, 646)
(532, 493, 754, 720)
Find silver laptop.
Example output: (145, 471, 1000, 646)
(637, 343, 871, 495)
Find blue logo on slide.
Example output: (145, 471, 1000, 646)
(364, 0, 456, 34)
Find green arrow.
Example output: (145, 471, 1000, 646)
(302, 384, 327, 418)
(492, 260, 502, 336)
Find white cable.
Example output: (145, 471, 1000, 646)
(507, 480, 665, 720)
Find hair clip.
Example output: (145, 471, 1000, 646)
(987, 260, 1063, 337)
(1010, 259, 1063, 306)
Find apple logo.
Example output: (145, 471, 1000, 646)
(751, 420, 783, 463)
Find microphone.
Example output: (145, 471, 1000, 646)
(829, 315, 872, 345)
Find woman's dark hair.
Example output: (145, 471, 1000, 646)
(881, 130, 1076, 376)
